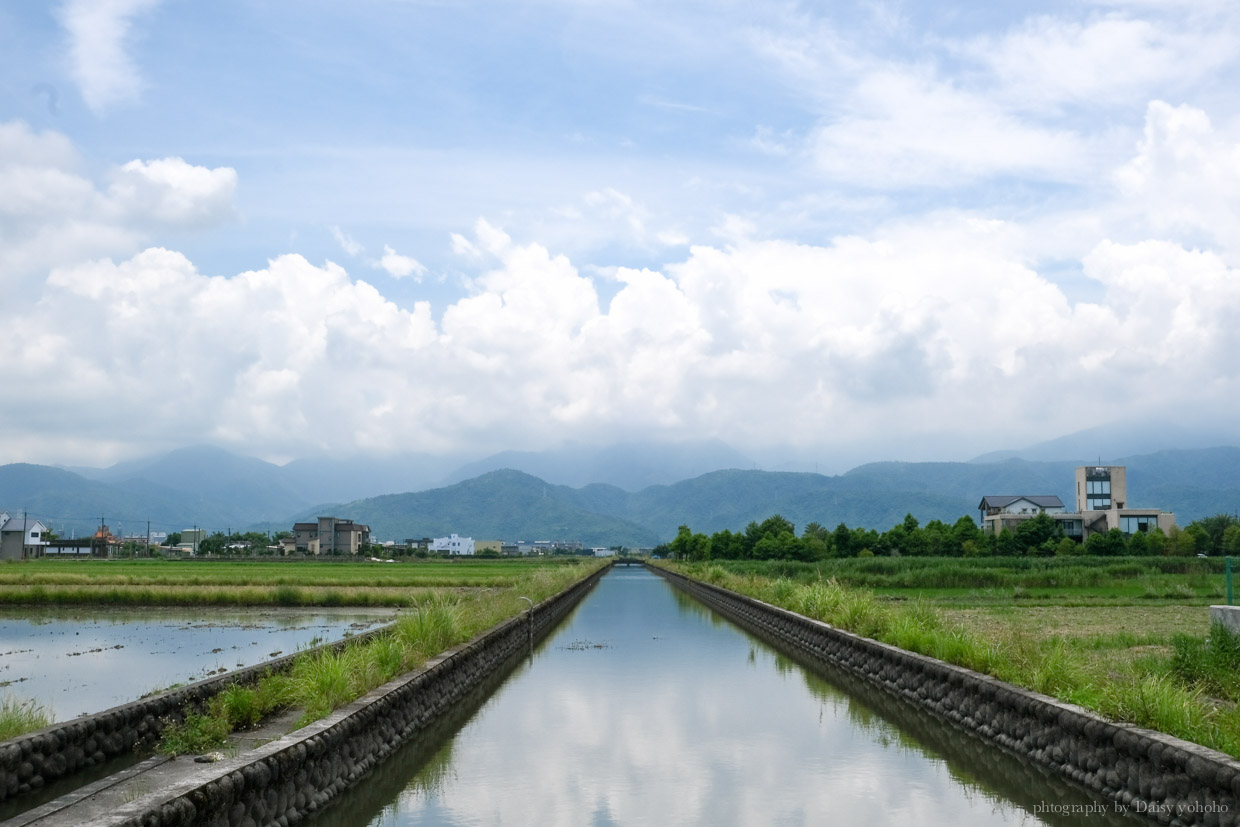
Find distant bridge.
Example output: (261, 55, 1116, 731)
(611, 558, 646, 567)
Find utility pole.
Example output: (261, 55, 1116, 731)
(146, 520, 151, 558)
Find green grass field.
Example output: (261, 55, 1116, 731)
(0, 558, 592, 606)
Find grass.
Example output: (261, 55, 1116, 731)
(0, 694, 53, 741)
(667, 560, 1240, 758)
(700, 557, 1227, 604)
(0, 558, 588, 607)
(157, 561, 604, 754)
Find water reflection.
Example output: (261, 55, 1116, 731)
(0, 607, 394, 718)
(309, 570, 1136, 827)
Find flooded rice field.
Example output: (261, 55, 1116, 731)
(0, 607, 396, 719)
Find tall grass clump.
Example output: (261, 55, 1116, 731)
(0, 694, 53, 741)
(396, 597, 464, 659)
(1171, 622, 1240, 701)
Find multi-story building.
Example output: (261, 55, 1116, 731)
(979, 465, 1175, 540)
(431, 534, 475, 555)
(292, 517, 371, 555)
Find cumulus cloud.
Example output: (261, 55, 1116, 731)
(108, 158, 237, 226)
(377, 244, 426, 279)
(0, 121, 236, 294)
(1114, 101, 1240, 257)
(57, 0, 161, 113)
(8, 202, 1239, 463)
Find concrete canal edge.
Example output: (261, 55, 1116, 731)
(0, 621, 401, 805)
(18, 563, 606, 827)
(653, 564, 1240, 827)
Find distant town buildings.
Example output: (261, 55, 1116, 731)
(979, 465, 1175, 540)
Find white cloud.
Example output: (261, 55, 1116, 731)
(9, 201, 1239, 463)
(108, 158, 237, 226)
(963, 14, 1239, 111)
(1114, 101, 1240, 258)
(0, 121, 237, 297)
(330, 225, 364, 257)
(57, 0, 161, 113)
(809, 69, 1090, 187)
(377, 244, 426, 279)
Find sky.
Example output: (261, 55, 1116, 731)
(2, 0, 1240, 471)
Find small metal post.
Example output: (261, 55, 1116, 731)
(519, 596, 534, 655)
(1227, 557, 1234, 606)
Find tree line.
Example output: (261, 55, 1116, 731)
(661, 512, 1240, 561)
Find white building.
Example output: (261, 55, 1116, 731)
(592, 547, 614, 557)
(431, 533, 475, 556)
(0, 512, 50, 560)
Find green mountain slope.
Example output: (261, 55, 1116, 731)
(315, 470, 661, 547)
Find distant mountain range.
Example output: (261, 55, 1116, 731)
(6, 442, 1239, 544)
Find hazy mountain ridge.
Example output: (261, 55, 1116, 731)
(9, 444, 1240, 542)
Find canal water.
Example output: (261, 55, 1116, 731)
(309, 568, 1135, 827)
(0, 607, 395, 719)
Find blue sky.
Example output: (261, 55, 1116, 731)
(2, 0, 1240, 469)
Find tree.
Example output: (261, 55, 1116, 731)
(1054, 537, 1080, 556)
(833, 523, 851, 557)
(1013, 513, 1062, 554)
(1223, 524, 1240, 557)
(670, 525, 712, 561)
(995, 529, 1019, 557)
(1127, 530, 1150, 556)
(1193, 514, 1240, 556)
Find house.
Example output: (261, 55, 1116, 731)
(0, 512, 49, 560)
(475, 540, 502, 554)
(978, 496, 1066, 536)
(293, 517, 371, 555)
(431, 534, 475, 556)
(592, 547, 615, 557)
(980, 466, 1175, 540)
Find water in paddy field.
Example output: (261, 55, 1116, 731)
(309, 569, 1134, 827)
(0, 607, 396, 719)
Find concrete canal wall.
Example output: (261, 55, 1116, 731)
(0, 626, 397, 804)
(58, 564, 605, 826)
(655, 565, 1240, 827)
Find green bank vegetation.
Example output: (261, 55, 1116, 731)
(666, 557, 1240, 758)
(157, 562, 603, 755)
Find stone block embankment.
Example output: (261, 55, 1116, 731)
(655, 565, 1240, 827)
(79, 564, 605, 826)
(0, 623, 396, 804)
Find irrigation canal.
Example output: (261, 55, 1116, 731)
(306, 566, 1135, 827)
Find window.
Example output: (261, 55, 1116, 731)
(1086, 497, 1111, 510)
(1058, 519, 1083, 536)
(1086, 480, 1110, 495)
(1120, 516, 1157, 535)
